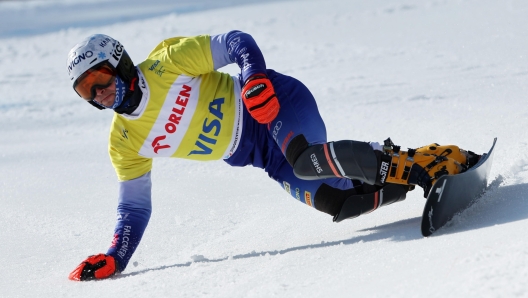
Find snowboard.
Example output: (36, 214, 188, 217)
(420, 138, 497, 237)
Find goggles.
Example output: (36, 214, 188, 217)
(73, 62, 116, 100)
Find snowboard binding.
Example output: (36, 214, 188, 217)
(380, 138, 480, 197)
(415, 142, 481, 170)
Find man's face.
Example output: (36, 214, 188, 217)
(92, 79, 116, 108)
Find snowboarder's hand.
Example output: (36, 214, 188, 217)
(69, 254, 117, 281)
(242, 74, 279, 124)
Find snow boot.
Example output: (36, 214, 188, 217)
(378, 138, 465, 196)
(415, 143, 481, 170)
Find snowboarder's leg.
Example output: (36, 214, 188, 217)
(331, 183, 408, 222)
(264, 150, 356, 211)
(266, 152, 408, 221)
(264, 71, 441, 196)
(292, 140, 379, 184)
(265, 70, 482, 199)
(260, 71, 410, 220)
(265, 69, 328, 164)
(292, 138, 471, 197)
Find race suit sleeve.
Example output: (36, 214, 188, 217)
(210, 31, 267, 82)
(106, 172, 152, 272)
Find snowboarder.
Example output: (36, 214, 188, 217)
(67, 31, 479, 281)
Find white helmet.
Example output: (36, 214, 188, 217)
(67, 34, 135, 109)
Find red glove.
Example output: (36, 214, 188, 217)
(241, 74, 280, 124)
(69, 254, 117, 281)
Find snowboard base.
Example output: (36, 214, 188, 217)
(420, 138, 497, 236)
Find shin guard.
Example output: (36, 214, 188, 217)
(293, 140, 379, 184)
(333, 184, 408, 222)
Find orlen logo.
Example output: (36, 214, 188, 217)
(151, 85, 191, 154)
(152, 135, 170, 154)
(68, 50, 93, 75)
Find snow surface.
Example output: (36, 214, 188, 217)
(1, 0, 528, 297)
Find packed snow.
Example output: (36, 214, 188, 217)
(1, 0, 528, 297)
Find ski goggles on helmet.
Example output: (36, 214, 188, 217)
(73, 62, 116, 100)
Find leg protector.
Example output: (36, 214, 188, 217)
(293, 140, 378, 184)
(313, 183, 361, 216)
(333, 184, 408, 222)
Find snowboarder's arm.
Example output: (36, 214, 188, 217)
(106, 172, 152, 272)
(211, 31, 279, 123)
(210, 31, 267, 82)
(69, 172, 152, 281)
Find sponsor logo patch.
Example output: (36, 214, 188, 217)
(281, 131, 294, 153)
(117, 225, 132, 259)
(272, 121, 282, 143)
(283, 181, 291, 195)
(379, 161, 389, 183)
(295, 188, 301, 201)
(310, 153, 323, 173)
(151, 84, 191, 154)
(121, 128, 128, 140)
(305, 191, 313, 207)
(428, 206, 435, 233)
